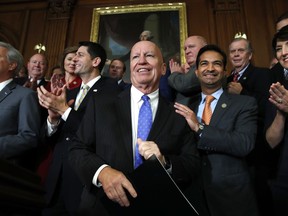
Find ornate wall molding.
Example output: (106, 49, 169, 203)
(48, 0, 76, 19)
(213, 0, 240, 11)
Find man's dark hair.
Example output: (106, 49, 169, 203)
(196, 44, 227, 70)
(78, 41, 107, 72)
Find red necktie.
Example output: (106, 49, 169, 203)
(233, 72, 239, 82)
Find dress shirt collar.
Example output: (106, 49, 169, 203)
(131, 85, 159, 104)
(81, 75, 101, 89)
(232, 63, 250, 77)
(200, 88, 223, 104)
(0, 79, 13, 92)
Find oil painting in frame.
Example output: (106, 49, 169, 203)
(90, 3, 188, 82)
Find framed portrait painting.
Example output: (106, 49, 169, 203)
(90, 3, 188, 82)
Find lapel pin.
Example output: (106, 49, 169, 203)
(222, 103, 227, 108)
(93, 89, 98, 92)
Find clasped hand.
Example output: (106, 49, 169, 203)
(269, 82, 288, 114)
(99, 138, 165, 207)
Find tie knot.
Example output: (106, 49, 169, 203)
(205, 95, 214, 104)
(141, 95, 150, 102)
(82, 84, 89, 90)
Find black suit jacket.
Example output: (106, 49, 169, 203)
(42, 76, 120, 210)
(190, 91, 259, 216)
(227, 64, 274, 167)
(69, 87, 201, 215)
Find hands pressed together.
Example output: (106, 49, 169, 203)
(169, 59, 190, 74)
(269, 82, 288, 114)
(37, 85, 74, 117)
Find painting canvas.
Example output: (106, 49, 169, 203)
(90, 3, 188, 82)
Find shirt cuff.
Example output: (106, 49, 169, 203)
(92, 164, 109, 187)
(62, 107, 72, 121)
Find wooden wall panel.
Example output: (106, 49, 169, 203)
(0, 0, 287, 77)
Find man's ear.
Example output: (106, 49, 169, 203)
(161, 63, 167, 76)
(9, 62, 17, 71)
(92, 57, 101, 68)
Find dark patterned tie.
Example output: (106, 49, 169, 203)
(233, 71, 239, 82)
(135, 95, 152, 169)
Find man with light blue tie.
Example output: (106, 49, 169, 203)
(69, 40, 201, 215)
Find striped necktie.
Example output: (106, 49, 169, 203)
(202, 95, 215, 125)
(74, 84, 90, 110)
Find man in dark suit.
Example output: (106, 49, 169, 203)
(168, 35, 207, 105)
(226, 37, 275, 216)
(37, 41, 120, 215)
(14, 52, 49, 90)
(0, 42, 41, 170)
(174, 44, 259, 216)
(68, 40, 201, 215)
(108, 58, 130, 90)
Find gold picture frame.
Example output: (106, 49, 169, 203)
(90, 3, 188, 66)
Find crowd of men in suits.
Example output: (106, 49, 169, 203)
(1, 10, 288, 216)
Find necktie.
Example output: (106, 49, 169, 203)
(202, 95, 214, 125)
(233, 71, 239, 82)
(135, 95, 152, 169)
(74, 84, 90, 110)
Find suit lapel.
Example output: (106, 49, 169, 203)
(210, 92, 231, 125)
(0, 81, 16, 103)
(116, 89, 133, 160)
(239, 64, 253, 83)
(148, 96, 171, 140)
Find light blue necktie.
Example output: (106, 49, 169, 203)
(135, 95, 152, 169)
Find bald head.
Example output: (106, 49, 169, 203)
(184, 35, 207, 66)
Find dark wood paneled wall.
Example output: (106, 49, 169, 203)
(0, 0, 287, 77)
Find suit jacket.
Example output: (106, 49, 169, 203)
(42, 76, 120, 211)
(69, 87, 201, 216)
(227, 64, 274, 167)
(0, 80, 41, 169)
(118, 79, 130, 90)
(168, 65, 201, 105)
(190, 91, 259, 216)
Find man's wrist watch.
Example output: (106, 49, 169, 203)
(196, 123, 205, 136)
